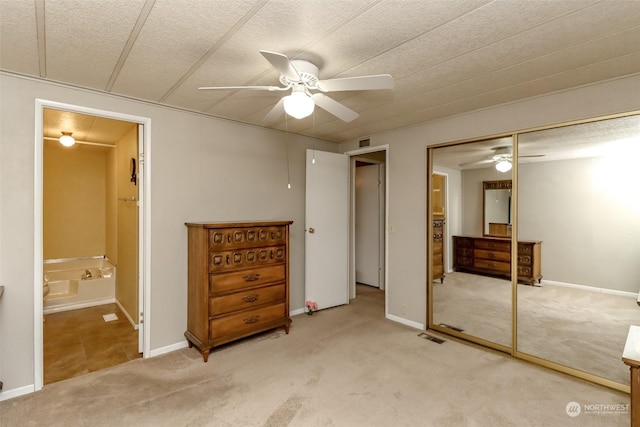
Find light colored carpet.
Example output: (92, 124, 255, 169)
(0, 285, 629, 426)
(433, 272, 640, 385)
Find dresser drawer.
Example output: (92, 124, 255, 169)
(209, 226, 286, 250)
(517, 254, 534, 266)
(210, 264, 285, 294)
(474, 259, 510, 273)
(210, 283, 285, 315)
(209, 303, 286, 340)
(210, 245, 286, 271)
(517, 266, 532, 277)
(474, 239, 510, 252)
(475, 249, 510, 262)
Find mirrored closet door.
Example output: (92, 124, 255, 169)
(428, 112, 640, 390)
(429, 137, 514, 351)
(516, 114, 640, 387)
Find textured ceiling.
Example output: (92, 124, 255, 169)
(2, 0, 640, 143)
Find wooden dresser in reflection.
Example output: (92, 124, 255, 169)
(452, 236, 542, 285)
(432, 219, 445, 283)
(185, 221, 293, 362)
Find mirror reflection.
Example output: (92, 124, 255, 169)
(431, 137, 514, 349)
(516, 114, 640, 386)
(483, 181, 512, 237)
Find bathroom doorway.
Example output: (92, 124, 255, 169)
(34, 100, 151, 390)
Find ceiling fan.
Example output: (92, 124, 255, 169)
(199, 50, 394, 122)
(459, 146, 545, 172)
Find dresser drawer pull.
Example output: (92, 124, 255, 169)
(243, 273, 261, 281)
(243, 314, 261, 324)
(226, 255, 230, 264)
(227, 234, 231, 243)
(242, 294, 260, 303)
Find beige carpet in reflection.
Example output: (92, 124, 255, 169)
(434, 272, 640, 385)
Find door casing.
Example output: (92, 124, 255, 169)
(34, 99, 151, 391)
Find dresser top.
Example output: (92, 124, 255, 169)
(185, 220, 293, 228)
(454, 235, 542, 244)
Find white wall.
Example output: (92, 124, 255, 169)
(340, 74, 640, 327)
(0, 73, 336, 397)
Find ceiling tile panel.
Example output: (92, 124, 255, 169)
(341, 0, 602, 81)
(0, 0, 40, 75)
(45, 0, 147, 90)
(111, 0, 262, 101)
(297, 0, 492, 79)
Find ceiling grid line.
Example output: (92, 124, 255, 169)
(105, 0, 157, 92)
(157, 0, 270, 104)
(35, 0, 46, 77)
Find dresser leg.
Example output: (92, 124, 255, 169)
(284, 324, 290, 334)
(187, 340, 193, 348)
(202, 349, 210, 363)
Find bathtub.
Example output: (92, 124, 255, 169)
(43, 256, 116, 314)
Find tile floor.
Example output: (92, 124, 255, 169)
(43, 303, 141, 385)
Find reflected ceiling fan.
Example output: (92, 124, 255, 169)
(459, 146, 544, 172)
(199, 50, 394, 122)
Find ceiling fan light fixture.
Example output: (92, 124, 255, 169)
(59, 132, 75, 147)
(495, 160, 512, 173)
(283, 90, 314, 119)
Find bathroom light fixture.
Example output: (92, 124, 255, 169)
(59, 132, 75, 147)
(495, 160, 512, 173)
(283, 86, 314, 119)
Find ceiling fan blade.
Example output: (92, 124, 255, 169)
(312, 93, 359, 122)
(317, 74, 394, 92)
(198, 85, 285, 91)
(520, 154, 545, 158)
(263, 98, 286, 123)
(260, 50, 301, 82)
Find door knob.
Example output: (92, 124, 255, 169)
(308, 227, 315, 234)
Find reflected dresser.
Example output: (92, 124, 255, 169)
(432, 219, 445, 283)
(185, 221, 293, 362)
(452, 236, 542, 285)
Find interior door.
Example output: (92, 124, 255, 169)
(355, 163, 381, 287)
(305, 149, 349, 310)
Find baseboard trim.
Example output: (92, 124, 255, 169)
(115, 299, 139, 330)
(386, 313, 424, 330)
(148, 340, 189, 358)
(290, 308, 305, 316)
(541, 279, 636, 298)
(0, 384, 35, 402)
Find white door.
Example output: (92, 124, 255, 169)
(355, 164, 381, 287)
(305, 150, 349, 310)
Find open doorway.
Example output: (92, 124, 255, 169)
(34, 100, 151, 391)
(347, 146, 388, 315)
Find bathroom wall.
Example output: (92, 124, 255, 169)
(43, 141, 108, 260)
(115, 126, 139, 324)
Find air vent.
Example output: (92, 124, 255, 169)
(418, 332, 445, 344)
(359, 138, 370, 147)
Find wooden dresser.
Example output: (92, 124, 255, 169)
(185, 221, 293, 362)
(452, 236, 542, 285)
(432, 219, 445, 283)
